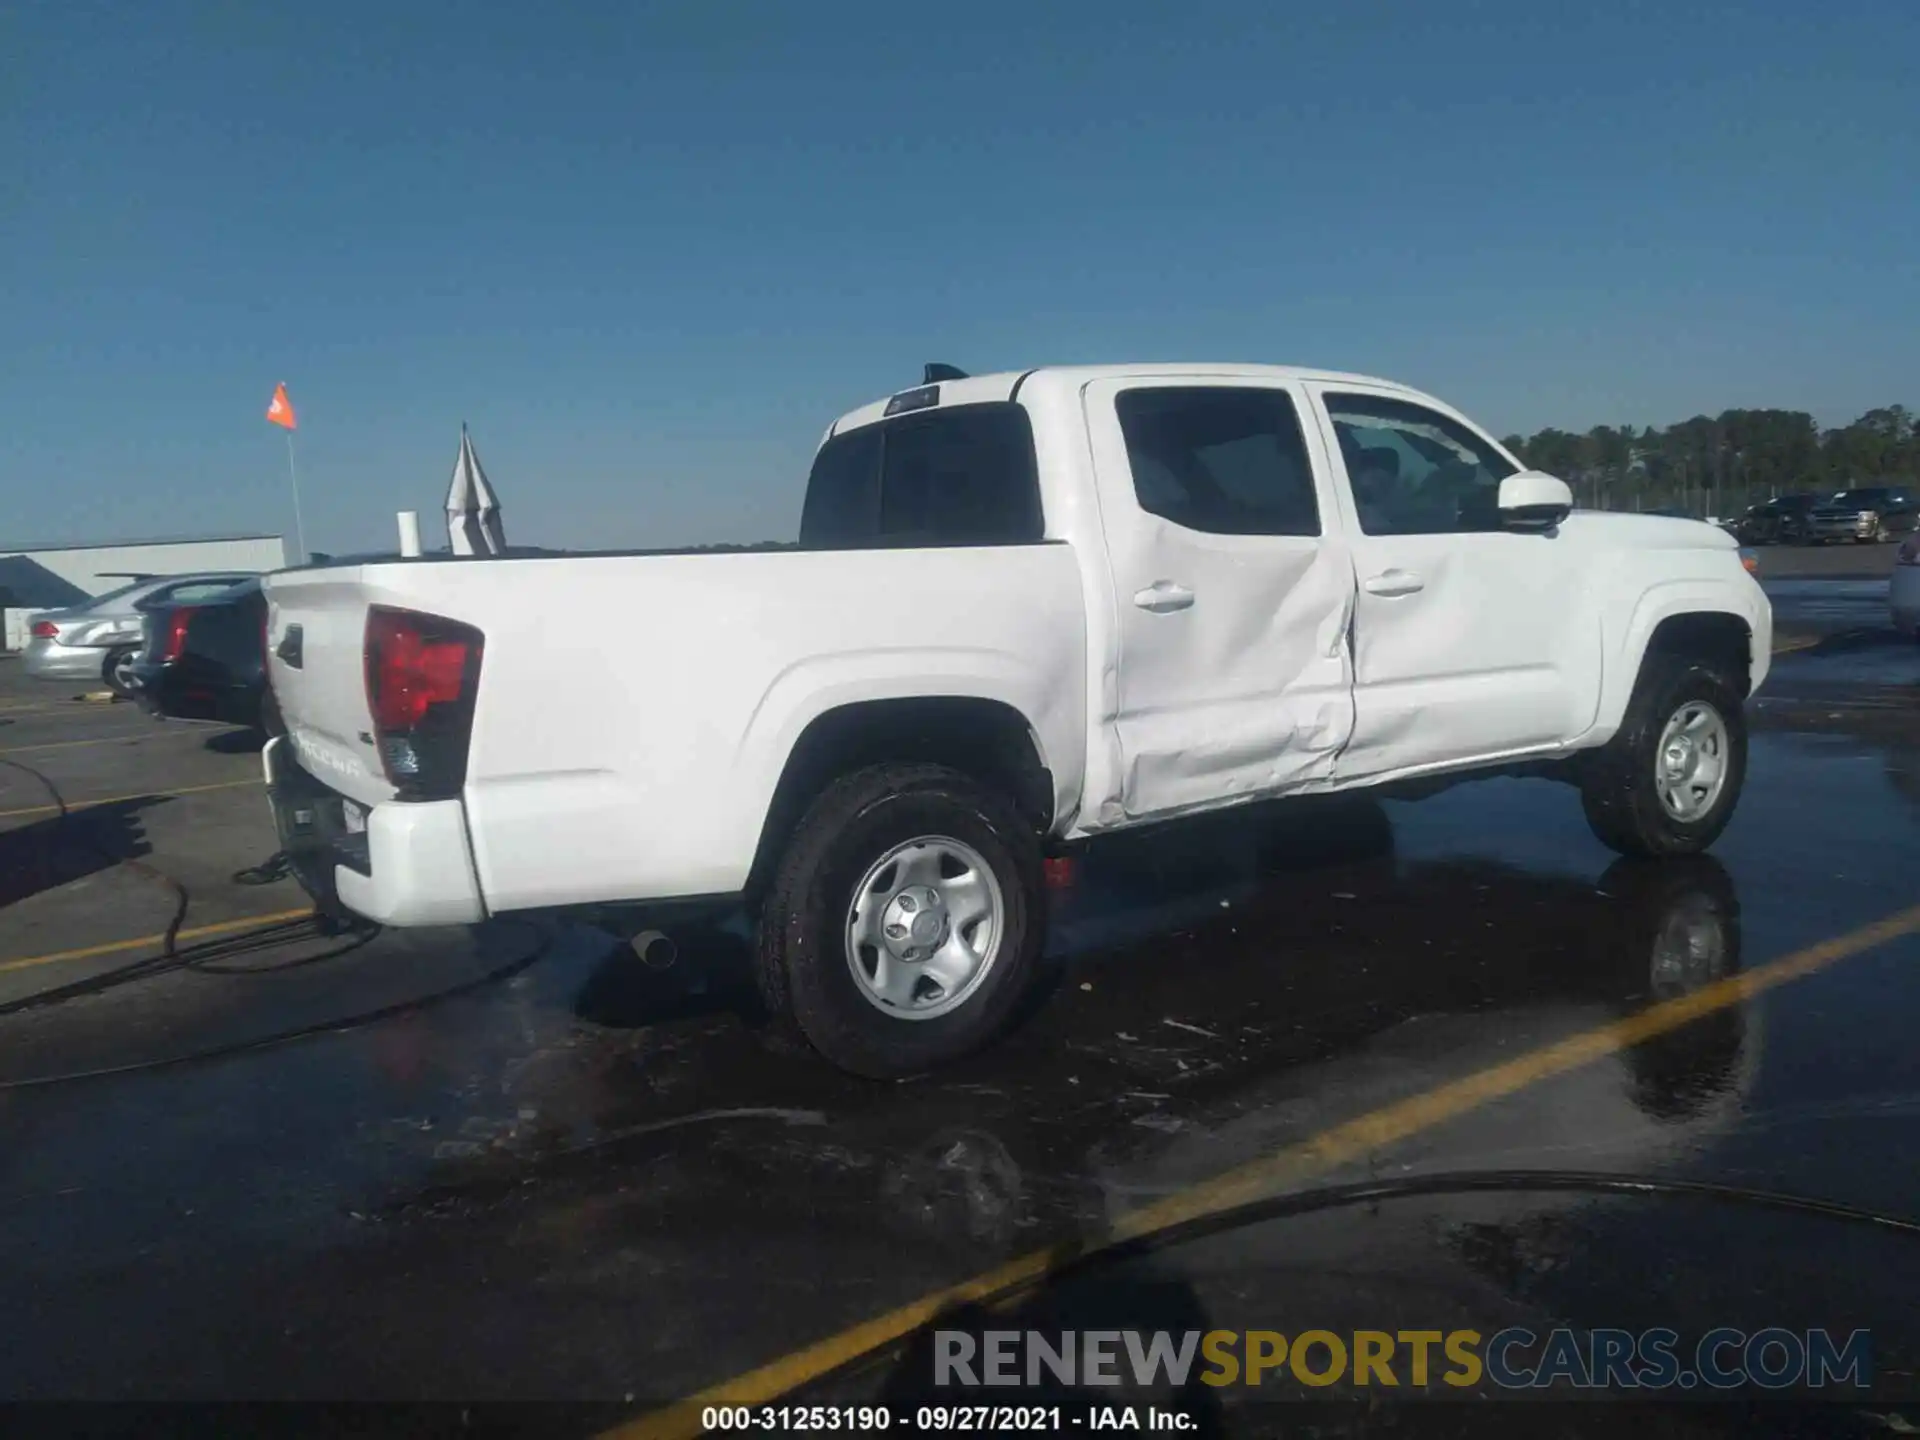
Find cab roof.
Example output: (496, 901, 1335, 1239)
(824, 363, 1421, 441)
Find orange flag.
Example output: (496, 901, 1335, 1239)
(266, 382, 297, 431)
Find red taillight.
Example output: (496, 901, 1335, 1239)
(367, 614, 472, 729)
(30, 620, 58, 640)
(364, 607, 484, 796)
(162, 607, 198, 662)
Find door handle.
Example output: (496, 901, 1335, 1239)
(1363, 570, 1425, 598)
(1133, 580, 1194, 614)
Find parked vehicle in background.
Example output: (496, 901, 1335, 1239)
(1892, 535, 1920, 639)
(24, 572, 258, 696)
(1805, 486, 1918, 544)
(262, 362, 1772, 1077)
(129, 579, 278, 731)
(1734, 493, 1821, 546)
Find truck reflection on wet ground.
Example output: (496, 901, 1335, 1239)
(549, 804, 1747, 1139)
(379, 804, 1759, 1263)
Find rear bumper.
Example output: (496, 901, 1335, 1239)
(22, 638, 106, 681)
(262, 736, 485, 927)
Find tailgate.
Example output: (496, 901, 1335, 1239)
(262, 566, 395, 808)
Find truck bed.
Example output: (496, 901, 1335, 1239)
(265, 545, 1089, 915)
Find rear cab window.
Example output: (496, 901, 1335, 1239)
(800, 402, 1044, 548)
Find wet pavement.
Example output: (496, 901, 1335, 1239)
(1, 577, 1917, 1432)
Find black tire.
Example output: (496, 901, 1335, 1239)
(102, 646, 139, 698)
(1579, 655, 1748, 858)
(755, 763, 1045, 1079)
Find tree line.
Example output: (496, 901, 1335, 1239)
(1498, 405, 1917, 518)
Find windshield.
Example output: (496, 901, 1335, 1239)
(1828, 489, 1887, 506)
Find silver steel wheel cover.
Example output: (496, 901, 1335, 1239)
(1654, 700, 1731, 822)
(844, 834, 1005, 1021)
(110, 651, 135, 686)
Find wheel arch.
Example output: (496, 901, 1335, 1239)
(1642, 610, 1753, 691)
(1595, 584, 1758, 738)
(744, 695, 1057, 906)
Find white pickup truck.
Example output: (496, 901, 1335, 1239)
(262, 363, 1771, 1077)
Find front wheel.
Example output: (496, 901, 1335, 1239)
(1579, 657, 1748, 858)
(755, 763, 1046, 1078)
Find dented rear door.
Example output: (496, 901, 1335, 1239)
(1081, 376, 1357, 819)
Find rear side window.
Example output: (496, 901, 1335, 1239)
(800, 403, 1043, 548)
(1113, 387, 1320, 537)
(798, 427, 882, 545)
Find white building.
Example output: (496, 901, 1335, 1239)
(0, 533, 289, 648)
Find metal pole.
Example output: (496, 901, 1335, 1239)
(284, 430, 308, 565)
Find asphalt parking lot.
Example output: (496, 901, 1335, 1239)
(2, 552, 1917, 1434)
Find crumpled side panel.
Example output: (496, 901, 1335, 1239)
(1113, 535, 1356, 818)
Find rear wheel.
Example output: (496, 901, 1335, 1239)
(754, 763, 1045, 1078)
(1579, 656, 1748, 858)
(102, 647, 139, 698)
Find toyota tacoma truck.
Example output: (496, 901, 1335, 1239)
(261, 363, 1772, 1077)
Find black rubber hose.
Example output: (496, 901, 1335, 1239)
(831, 1170, 1920, 1389)
(0, 916, 355, 1020)
(0, 920, 553, 1090)
(0, 754, 193, 950)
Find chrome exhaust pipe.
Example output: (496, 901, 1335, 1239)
(631, 929, 678, 970)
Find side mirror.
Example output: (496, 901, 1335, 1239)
(1498, 470, 1574, 532)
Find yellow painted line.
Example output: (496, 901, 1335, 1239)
(609, 901, 1920, 1440)
(0, 775, 262, 820)
(0, 906, 315, 976)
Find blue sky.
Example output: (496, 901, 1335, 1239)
(6, 0, 1917, 553)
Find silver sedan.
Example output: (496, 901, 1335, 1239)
(23, 573, 258, 695)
